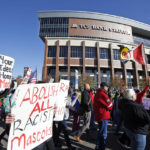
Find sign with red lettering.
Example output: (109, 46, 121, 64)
(0, 54, 15, 91)
(7, 80, 70, 150)
(53, 80, 70, 121)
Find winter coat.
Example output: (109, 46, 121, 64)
(94, 88, 113, 122)
(118, 98, 150, 135)
(80, 90, 93, 112)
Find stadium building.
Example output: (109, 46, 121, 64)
(38, 11, 150, 89)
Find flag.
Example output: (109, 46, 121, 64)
(133, 43, 145, 65)
(119, 43, 145, 65)
(21, 68, 32, 84)
(29, 69, 37, 83)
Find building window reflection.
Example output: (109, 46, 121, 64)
(85, 47, 97, 58)
(100, 48, 110, 59)
(59, 46, 68, 57)
(48, 46, 56, 57)
(47, 67, 56, 78)
(71, 46, 83, 58)
(113, 49, 121, 60)
(100, 69, 110, 85)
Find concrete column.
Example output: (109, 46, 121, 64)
(83, 41, 86, 80)
(109, 43, 114, 80)
(55, 40, 60, 82)
(67, 40, 71, 80)
(97, 42, 100, 88)
(42, 39, 48, 81)
(122, 63, 127, 87)
(133, 62, 139, 88)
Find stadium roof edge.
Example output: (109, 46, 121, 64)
(38, 10, 150, 38)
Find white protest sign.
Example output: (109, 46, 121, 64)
(53, 80, 70, 121)
(7, 80, 69, 150)
(0, 54, 15, 91)
(142, 97, 150, 110)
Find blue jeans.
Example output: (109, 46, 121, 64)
(90, 110, 95, 129)
(125, 129, 146, 150)
(96, 120, 108, 150)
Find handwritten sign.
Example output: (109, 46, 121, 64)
(7, 80, 69, 150)
(0, 54, 15, 91)
(142, 97, 150, 110)
(53, 80, 70, 121)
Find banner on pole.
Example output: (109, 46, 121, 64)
(0, 54, 15, 92)
(8, 80, 70, 150)
(21, 68, 32, 84)
(75, 70, 78, 90)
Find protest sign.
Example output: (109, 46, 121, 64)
(142, 97, 150, 110)
(21, 68, 32, 84)
(53, 80, 70, 121)
(7, 80, 70, 150)
(0, 54, 15, 91)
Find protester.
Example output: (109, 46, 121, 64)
(94, 82, 113, 150)
(73, 83, 92, 142)
(118, 86, 150, 149)
(90, 88, 96, 130)
(118, 89, 150, 150)
(0, 81, 16, 145)
(135, 85, 149, 104)
(53, 96, 76, 150)
(112, 91, 121, 132)
(71, 92, 80, 132)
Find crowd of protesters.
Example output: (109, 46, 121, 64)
(0, 78, 150, 150)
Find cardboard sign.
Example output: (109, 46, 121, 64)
(53, 80, 70, 121)
(0, 54, 15, 91)
(142, 97, 150, 110)
(7, 80, 70, 150)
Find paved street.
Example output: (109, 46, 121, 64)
(0, 116, 150, 150)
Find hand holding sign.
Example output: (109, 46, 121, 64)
(7, 80, 70, 150)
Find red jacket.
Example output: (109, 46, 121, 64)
(94, 89, 113, 122)
(90, 92, 94, 104)
(136, 86, 149, 104)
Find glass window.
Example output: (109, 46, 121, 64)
(60, 67, 67, 72)
(146, 55, 150, 64)
(100, 69, 110, 85)
(59, 46, 68, 57)
(71, 46, 83, 58)
(100, 48, 109, 59)
(48, 46, 56, 57)
(127, 71, 133, 88)
(86, 68, 96, 74)
(40, 18, 69, 37)
(85, 47, 96, 58)
(113, 49, 121, 60)
(133, 35, 150, 47)
(47, 67, 55, 78)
